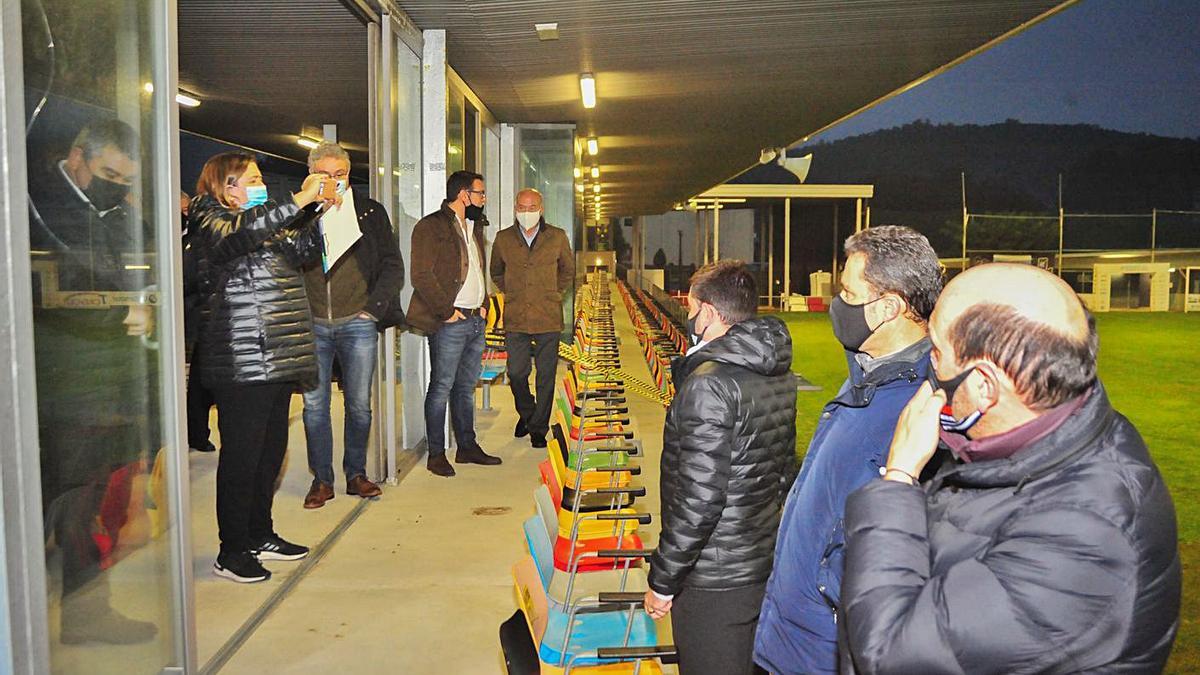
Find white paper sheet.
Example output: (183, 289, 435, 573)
(319, 187, 362, 273)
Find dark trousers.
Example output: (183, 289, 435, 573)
(212, 382, 293, 555)
(505, 331, 560, 437)
(673, 582, 769, 675)
(186, 349, 215, 448)
(425, 314, 485, 454)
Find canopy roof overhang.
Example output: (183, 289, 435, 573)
(178, 0, 1077, 215)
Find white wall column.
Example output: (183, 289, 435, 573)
(784, 198, 792, 301)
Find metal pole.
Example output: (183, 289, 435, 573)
(961, 172, 968, 272)
(854, 198, 862, 233)
(1151, 208, 1158, 263)
(767, 205, 775, 308)
(784, 197, 792, 304)
(713, 200, 721, 261)
(832, 202, 839, 291)
(1058, 173, 1065, 275)
(865, 200, 871, 230)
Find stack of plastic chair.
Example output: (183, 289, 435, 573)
(501, 270, 677, 674)
(616, 281, 681, 400)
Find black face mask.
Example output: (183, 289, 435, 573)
(927, 362, 983, 433)
(829, 295, 882, 352)
(83, 175, 130, 212)
(465, 203, 485, 221)
(686, 308, 707, 346)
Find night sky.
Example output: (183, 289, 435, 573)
(807, 0, 1200, 144)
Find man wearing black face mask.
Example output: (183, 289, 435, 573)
(28, 119, 159, 644)
(839, 263, 1179, 674)
(408, 170, 501, 477)
(756, 226, 942, 675)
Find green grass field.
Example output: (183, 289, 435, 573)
(776, 311, 1200, 672)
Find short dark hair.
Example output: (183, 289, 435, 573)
(72, 118, 138, 161)
(946, 302, 1098, 411)
(689, 260, 757, 324)
(844, 225, 942, 322)
(446, 170, 483, 201)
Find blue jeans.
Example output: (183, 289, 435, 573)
(302, 316, 378, 484)
(424, 314, 484, 455)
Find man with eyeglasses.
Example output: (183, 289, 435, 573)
(299, 142, 405, 508)
(408, 170, 501, 477)
(489, 188, 574, 449)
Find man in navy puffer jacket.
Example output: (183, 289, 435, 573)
(755, 226, 943, 674)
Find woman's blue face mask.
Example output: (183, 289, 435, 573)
(241, 184, 268, 210)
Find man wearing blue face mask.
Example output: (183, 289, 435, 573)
(755, 225, 943, 675)
(299, 142, 405, 508)
(839, 263, 1179, 674)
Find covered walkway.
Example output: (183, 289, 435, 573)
(200, 284, 672, 673)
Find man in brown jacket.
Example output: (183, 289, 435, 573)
(408, 170, 501, 477)
(489, 188, 574, 448)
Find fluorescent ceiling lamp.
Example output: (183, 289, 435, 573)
(297, 136, 319, 150)
(448, 145, 461, 155)
(576, 183, 584, 192)
(592, 184, 600, 194)
(535, 23, 559, 41)
(176, 91, 201, 107)
(142, 82, 154, 94)
(573, 167, 582, 179)
(594, 195, 601, 203)
(590, 166, 599, 179)
(580, 73, 597, 109)
(586, 137, 598, 156)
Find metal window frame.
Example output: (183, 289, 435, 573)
(0, 0, 52, 670)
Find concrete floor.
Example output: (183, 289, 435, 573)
(206, 286, 675, 674)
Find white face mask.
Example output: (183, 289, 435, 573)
(516, 211, 540, 230)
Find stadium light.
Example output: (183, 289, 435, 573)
(580, 73, 597, 109)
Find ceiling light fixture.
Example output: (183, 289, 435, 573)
(579, 73, 597, 109)
(590, 166, 599, 179)
(586, 137, 598, 156)
(535, 22, 559, 41)
(576, 183, 584, 192)
(592, 184, 600, 194)
(176, 91, 201, 108)
(142, 82, 154, 94)
(594, 195, 601, 203)
(573, 167, 582, 179)
(297, 136, 320, 150)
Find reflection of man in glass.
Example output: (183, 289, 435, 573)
(29, 119, 158, 645)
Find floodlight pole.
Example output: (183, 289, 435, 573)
(960, 172, 968, 272)
(784, 198, 792, 304)
(1057, 173, 1064, 276)
(832, 202, 839, 292)
(767, 206, 775, 309)
(1151, 208, 1158, 263)
(713, 200, 721, 261)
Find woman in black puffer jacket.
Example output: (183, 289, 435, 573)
(188, 152, 335, 583)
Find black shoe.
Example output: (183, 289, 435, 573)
(250, 534, 309, 561)
(214, 551, 271, 583)
(190, 440, 217, 453)
(514, 418, 529, 438)
(456, 444, 503, 466)
(427, 453, 456, 477)
(531, 434, 547, 449)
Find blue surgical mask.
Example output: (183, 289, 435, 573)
(241, 184, 268, 210)
(336, 179, 348, 196)
(927, 362, 983, 433)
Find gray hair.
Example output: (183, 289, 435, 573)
(844, 225, 943, 322)
(307, 141, 350, 170)
(72, 118, 138, 161)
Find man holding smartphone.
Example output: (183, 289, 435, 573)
(299, 142, 405, 508)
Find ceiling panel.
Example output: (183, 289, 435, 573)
(177, 0, 370, 168)
(398, 0, 1072, 215)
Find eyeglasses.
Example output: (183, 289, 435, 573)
(467, 189, 486, 197)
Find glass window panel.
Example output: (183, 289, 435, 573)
(21, 0, 179, 671)
(394, 39, 422, 448)
(446, 89, 464, 174)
